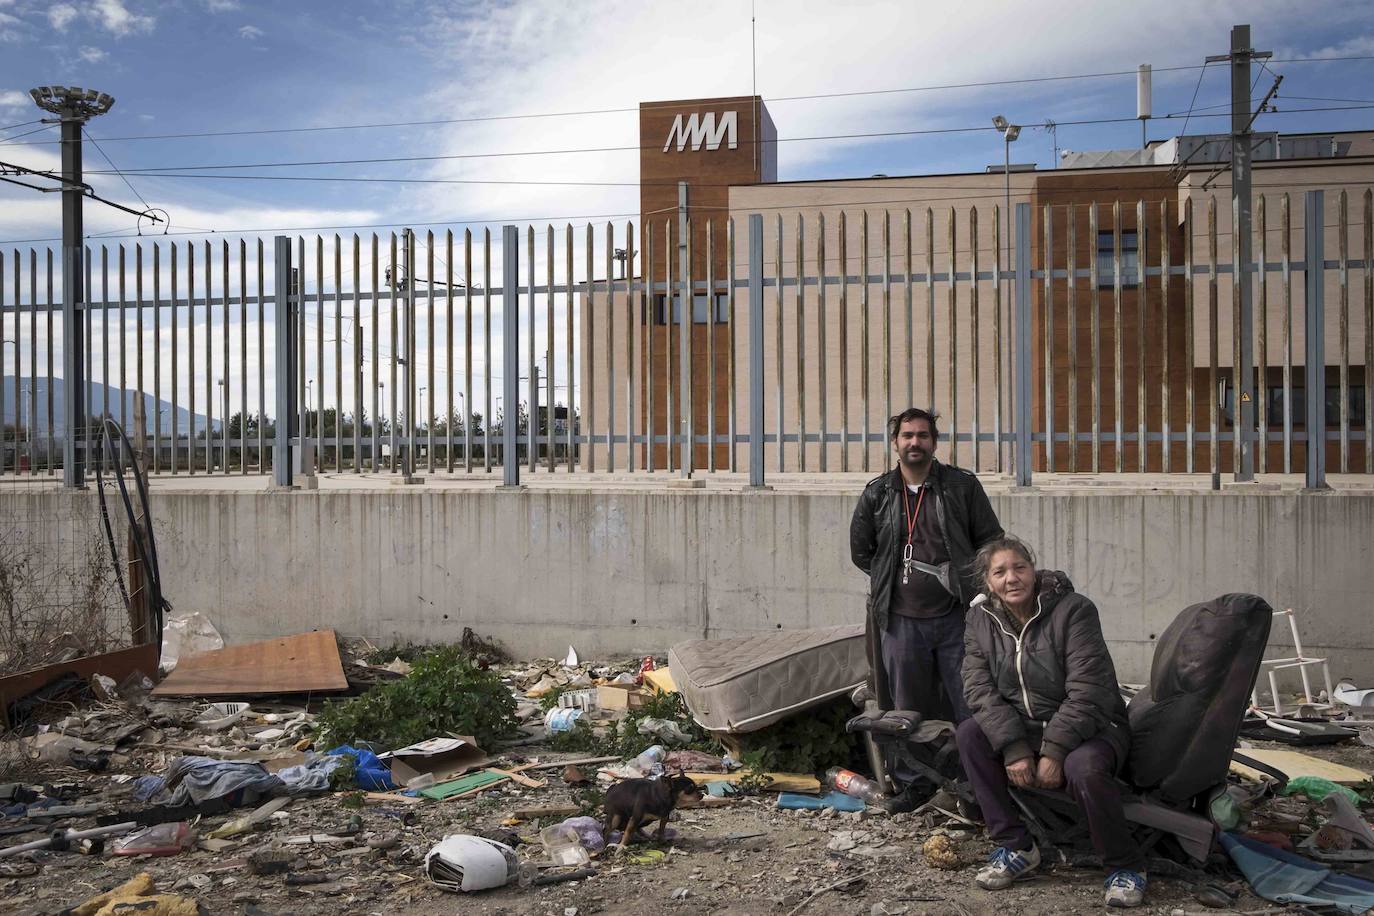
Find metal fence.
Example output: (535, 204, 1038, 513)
(0, 189, 1368, 488)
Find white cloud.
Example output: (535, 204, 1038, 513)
(47, 3, 77, 31)
(0, 89, 28, 112)
(137, 113, 154, 121)
(204, 0, 240, 11)
(238, 24, 262, 40)
(77, 45, 107, 63)
(90, 0, 154, 37)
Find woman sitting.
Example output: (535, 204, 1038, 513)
(957, 535, 1146, 909)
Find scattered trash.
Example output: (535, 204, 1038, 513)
(159, 612, 225, 674)
(1221, 831, 1374, 912)
(69, 871, 204, 916)
(1280, 776, 1365, 807)
(379, 736, 489, 785)
(419, 768, 509, 801)
(425, 834, 521, 893)
(1232, 749, 1371, 785)
(557, 687, 598, 712)
(637, 717, 692, 745)
(545, 707, 586, 733)
(556, 816, 606, 853)
(597, 683, 648, 711)
(325, 745, 396, 791)
(562, 765, 589, 786)
(1335, 680, 1374, 708)
(777, 791, 865, 813)
(541, 823, 593, 866)
(564, 646, 580, 667)
(112, 822, 195, 857)
(824, 767, 885, 804)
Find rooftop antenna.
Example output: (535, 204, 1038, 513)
(751, 0, 758, 173)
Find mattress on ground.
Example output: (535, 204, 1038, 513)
(669, 624, 867, 734)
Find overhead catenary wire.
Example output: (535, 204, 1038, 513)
(67, 104, 1374, 177)
(5, 52, 1372, 149)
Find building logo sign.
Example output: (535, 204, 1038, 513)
(663, 111, 738, 153)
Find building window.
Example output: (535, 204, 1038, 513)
(652, 293, 728, 325)
(1222, 381, 1367, 428)
(1096, 230, 1139, 288)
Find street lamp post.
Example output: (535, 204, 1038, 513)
(993, 115, 1021, 471)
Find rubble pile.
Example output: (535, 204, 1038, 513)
(0, 630, 1371, 916)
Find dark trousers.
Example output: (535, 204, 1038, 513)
(955, 717, 1144, 871)
(881, 610, 971, 723)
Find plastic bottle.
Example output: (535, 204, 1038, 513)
(824, 767, 885, 803)
(635, 744, 666, 773)
(405, 772, 437, 790)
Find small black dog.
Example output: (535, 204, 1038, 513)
(602, 774, 703, 852)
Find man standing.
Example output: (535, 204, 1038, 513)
(850, 408, 1003, 807)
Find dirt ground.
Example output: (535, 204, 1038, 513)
(7, 733, 1372, 916)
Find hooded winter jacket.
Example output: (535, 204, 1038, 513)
(961, 571, 1131, 768)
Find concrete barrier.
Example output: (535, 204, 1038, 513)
(4, 485, 1370, 687)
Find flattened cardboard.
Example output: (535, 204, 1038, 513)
(380, 736, 489, 785)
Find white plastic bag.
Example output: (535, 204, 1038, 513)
(160, 612, 224, 674)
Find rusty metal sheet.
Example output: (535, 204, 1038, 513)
(0, 643, 159, 729)
(152, 629, 348, 697)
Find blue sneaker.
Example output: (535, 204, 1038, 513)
(1104, 869, 1147, 908)
(975, 844, 1041, 889)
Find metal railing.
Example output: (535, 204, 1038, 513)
(1, 189, 1369, 489)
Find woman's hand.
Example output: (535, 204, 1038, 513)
(1035, 756, 1065, 789)
(1005, 757, 1036, 788)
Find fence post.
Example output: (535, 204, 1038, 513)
(272, 236, 295, 488)
(1304, 191, 1328, 490)
(748, 214, 767, 489)
(502, 225, 521, 488)
(1014, 202, 1033, 486)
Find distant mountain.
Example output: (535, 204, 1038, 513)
(1, 376, 207, 436)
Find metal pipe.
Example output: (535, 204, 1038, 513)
(1184, 199, 1195, 473)
(1282, 195, 1293, 474)
(839, 211, 849, 472)
(748, 213, 766, 487)
(1159, 200, 1170, 473)
(1043, 205, 1054, 473)
(1137, 199, 1147, 473)
(860, 211, 870, 473)
(778, 214, 787, 474)
(970, 207, 981, 471)
(1066, 206, 1077, 472)
(795, 214, 806, 471)
(1013, 202, 1033, 486)
(1338, 191, 1350, 473)
(502, 224, 520, 487)
(947, 208, 958, 468)
(1208, 197, 1219, 477)
(1112, 202, 1123, 473)
(816, 213, 827, 471)
(1304, 191, 1327, 489)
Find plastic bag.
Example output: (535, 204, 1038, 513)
(112, 822, 194, 856)
(160, 612, 224, 674)
(636, 718, 691, 746)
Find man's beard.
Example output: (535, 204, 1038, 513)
(901, 447, 930, 467)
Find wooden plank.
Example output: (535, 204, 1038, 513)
(683, 771, 821, 794)
(152, 630, 348, 697)
(1231, 749, 1371, 785)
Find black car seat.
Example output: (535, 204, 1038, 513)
(1125, 594, 1274, 805)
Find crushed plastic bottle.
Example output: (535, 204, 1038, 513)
(635, 744, 666, 774)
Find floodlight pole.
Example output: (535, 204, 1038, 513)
(31, 86, 115, 487)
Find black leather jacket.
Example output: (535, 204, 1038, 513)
(850, 462, 1003, 708)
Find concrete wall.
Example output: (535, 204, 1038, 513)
(6, 487, 1371, 687)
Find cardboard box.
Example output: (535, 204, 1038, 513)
(596, 684, 647, 711)
(379, 736, 489, 786)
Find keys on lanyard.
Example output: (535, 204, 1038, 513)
(902, 543, 914, 585)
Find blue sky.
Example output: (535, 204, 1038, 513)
(3, 0, 1374, 245)
(2, 0, 1374, 430)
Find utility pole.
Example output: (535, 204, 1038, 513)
(1208, 25, 1270, 481)
(30, 86, 114, 488)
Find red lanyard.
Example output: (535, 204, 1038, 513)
(903, 483, 926, 549)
